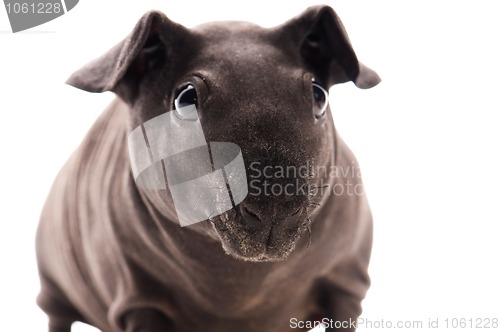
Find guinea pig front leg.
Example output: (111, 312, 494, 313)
(322, 284, 364, 332)
(121, 308, 174, 332)
(314, 256, 371, 332)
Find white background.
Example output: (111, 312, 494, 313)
(1, 1, 499, 331)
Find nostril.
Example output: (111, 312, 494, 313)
(240, 204, 261, 225)
(284, 206, 303, 230)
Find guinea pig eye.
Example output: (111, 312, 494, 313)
(312, 82, 329, 119)
(174, 84, 198, 120)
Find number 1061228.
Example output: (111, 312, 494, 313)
(5, 2, 62, 14)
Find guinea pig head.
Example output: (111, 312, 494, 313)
(66, 6, 380, 262)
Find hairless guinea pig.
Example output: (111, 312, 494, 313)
(36, 5, 380, 332)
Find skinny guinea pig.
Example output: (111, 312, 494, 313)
(36, 5, 380, 332)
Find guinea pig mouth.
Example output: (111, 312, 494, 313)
(209, 207, 309, 262)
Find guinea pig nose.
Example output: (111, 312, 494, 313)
(240, 204, 261, 228)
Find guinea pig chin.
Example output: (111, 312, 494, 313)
(209, 203, 309, 262)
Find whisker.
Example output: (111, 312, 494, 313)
(307, 202, 322, 208)
(305, 217, 312, 250)
(309, 184, 330, 189)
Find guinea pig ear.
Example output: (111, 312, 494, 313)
(66, 10, 190, 103)
(276, 5, 380, 89)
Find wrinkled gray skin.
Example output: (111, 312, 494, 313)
(36, 5, 379, 332)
